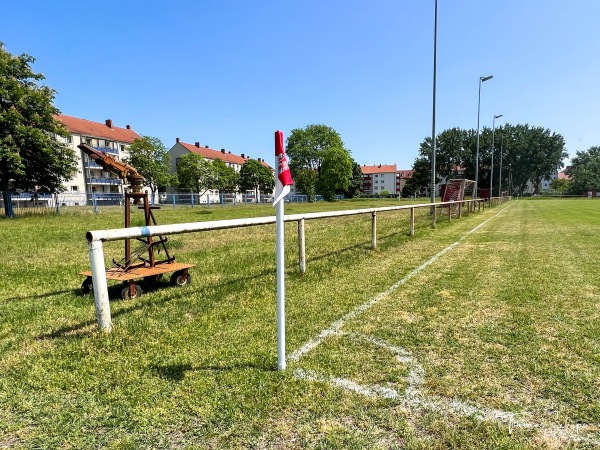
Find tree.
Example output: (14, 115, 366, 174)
(317, 147, 354, 200)
(337, 161, 363, 198)
(286, 124, 351, 201)
(211, 159, 238, 192)
(549, 177, 572, 195)
(176, 153, 214, 195)
(238, 159, 274, 201)
(566, 146, 600, 195)
(403, 157, 431, 197)
(0, 43, 77, 217)
(125, 136, 176, 203)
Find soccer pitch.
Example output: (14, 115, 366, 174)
(1, 198, 599, 449)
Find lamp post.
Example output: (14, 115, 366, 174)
(430, 0, 438, 226)
(490, 114, 502, 203)
(498, 133, 504, 197)
(475, 75, 493, 200)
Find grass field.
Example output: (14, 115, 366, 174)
(1, 198, 599, 449)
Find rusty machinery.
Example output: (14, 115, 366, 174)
(78, 143, 194, 299)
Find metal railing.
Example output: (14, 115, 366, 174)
(85, 196, 510, 332)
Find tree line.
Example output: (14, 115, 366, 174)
(403, 124, 569, 197)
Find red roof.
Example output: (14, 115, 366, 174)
(179, 141, 271, 169)
(397, 170, 414, 178)
(361, 164, 397, 175)
(557, 171, 571, 180)
(55, 114, 140, 143)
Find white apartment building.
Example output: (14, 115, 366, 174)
(55, 114, 140, 204)
(168, 139, 272, 202)
(360, 164, 413, 196)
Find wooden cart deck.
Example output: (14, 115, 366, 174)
(80, 262, 195, 282)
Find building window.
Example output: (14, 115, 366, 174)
(121, 145, 125, 152)
(66, 135, 73, 144)
(71, 186, 79, 192)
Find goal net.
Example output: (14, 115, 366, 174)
(442, 179, 475, 202)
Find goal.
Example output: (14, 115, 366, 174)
(442, 179, 475, 202)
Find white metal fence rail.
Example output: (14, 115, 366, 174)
(86, 197, 508, 332)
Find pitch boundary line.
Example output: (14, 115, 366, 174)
(288, 203, 511, 363)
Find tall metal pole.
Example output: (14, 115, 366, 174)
(430, 0, 438, 210)
(498, 133, 504, 197)
(475, 75, 493, 200)
(490, 114, 502, 202)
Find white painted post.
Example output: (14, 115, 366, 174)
(276, 195, 286, 371)
(410, 207, 415, 236)
(298, 219, 306, 274)
(371, 212, 377, 248)
(88, 239, 112, 332)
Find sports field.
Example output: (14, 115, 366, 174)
(1, 198, 599, 449)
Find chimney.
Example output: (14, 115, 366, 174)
(126, 124, 131, 130)
(228, 151, 231, 154)
(221, 149, 226, 154)
(205, 145, 209, 148)
(195, 142, 200, 148)
(241, 153, 245, 158)
(105, 119, 113, 129)
(176, 138, 180, 143)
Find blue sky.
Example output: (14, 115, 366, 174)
(3, 0, 599, 169)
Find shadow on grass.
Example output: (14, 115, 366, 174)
(3, 288, 81, 303)
(150, 361, 274, 380)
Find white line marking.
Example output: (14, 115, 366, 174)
(288, 205, 509, 363)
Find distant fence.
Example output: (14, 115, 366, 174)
(85, 196, 510, 332)
(0, 192, 347, 217)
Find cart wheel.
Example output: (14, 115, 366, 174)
(120, 284, 143, 300)
(81, 277, 93, 295)
(170, 270, 191, 287)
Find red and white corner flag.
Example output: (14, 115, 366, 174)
(273, 130, 293, 206)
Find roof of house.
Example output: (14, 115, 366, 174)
(55, 114, 140, 143)
(557, 170, 571, 180)
(397, 170, 414, 177)
(361, 164, 397, 175)
(177, 141, 272, 169)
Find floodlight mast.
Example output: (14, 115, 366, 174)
(490, 114, 503, 202)
(475, 75, 493, 200)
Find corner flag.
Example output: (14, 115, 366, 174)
(273, 131, 293, 206)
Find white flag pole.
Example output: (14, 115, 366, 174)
(276, 194, 286, 371)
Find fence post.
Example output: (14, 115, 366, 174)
(191, 192, 195, 207)
(448, 203, 452, 221)
(410, 207, 415, 236)
(371, 212, 377, 248)
(172, 194, 176, 209)
(93, 193, 99, 214)
(458, 201, 463, 218)
(54, 193, 60, 214)
(298, 219, 306, 274)
(431, 204, 436, 228)
(88, 239, 112, 333)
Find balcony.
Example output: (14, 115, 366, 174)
(89, 177, 122, 185)
(93, 146, 119, 156)
(85, 161, 103, 169)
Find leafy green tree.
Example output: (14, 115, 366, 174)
(295, 168, 317, 201)
(211, 159, 238, 192)
(286, 124, 351, 201)
(125, 136, 176, 203)
(238, 159, 274, 200)
(317, 147, 354, 200)
(549, 177, 572, 195)
(176, 153, 213, 195)
(566, 146, 600, 194)
(403, 157, 431, 197)
(0, 43, 77, 217)
(337, 161, 363, 198)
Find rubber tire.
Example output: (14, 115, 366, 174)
(81, 277, 93, 295)
(170, 271, 191, 287)
(120, 284, 143, 300)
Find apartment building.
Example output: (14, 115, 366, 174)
(55, 114, 140, 204)
(167, 139, 272, 202)
(360, 164, 413, 196)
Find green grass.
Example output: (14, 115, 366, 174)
(1, 198, 599, 449)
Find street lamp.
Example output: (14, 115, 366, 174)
(475, 75, 493, 200)
(490, 114, 503, 202)
(498, 133, 504, 197)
